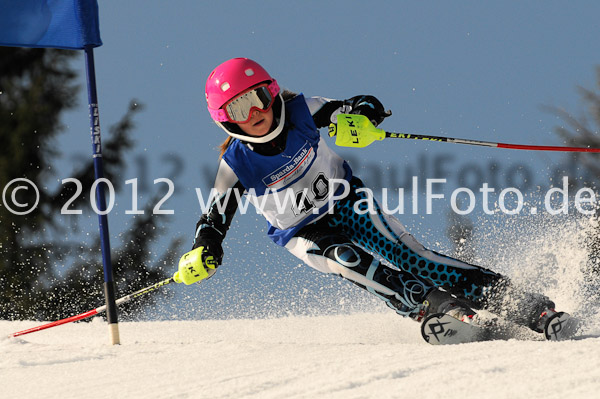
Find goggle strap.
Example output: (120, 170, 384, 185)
(209, 107, 229, 122)
(267, 80, 280, 98)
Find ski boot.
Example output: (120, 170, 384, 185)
(532, 305, 580, 341)
(480, 283, 580, 340)
(417, 289, 490, 345)
(524, 297, 579, 340)
(412, 288, 477, 323)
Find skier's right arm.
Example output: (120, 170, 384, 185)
(174, 160, 243, 285)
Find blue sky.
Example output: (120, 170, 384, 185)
(53, 1, 600, 317)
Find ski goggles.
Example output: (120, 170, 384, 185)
(209, 81, 280, 124)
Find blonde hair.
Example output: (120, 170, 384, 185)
(219, 136, 234, 158)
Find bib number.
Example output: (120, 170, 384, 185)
(291, 173, 329, 216)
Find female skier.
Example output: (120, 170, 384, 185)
(174, 57, 562, 336)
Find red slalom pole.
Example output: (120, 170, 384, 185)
(384, 132, 600, 153)
(9, 277, 174, 338)
(11, 309, 102, 338)
(496, 142, 600, 152)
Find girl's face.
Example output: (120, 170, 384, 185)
(238, 108, 274, 138)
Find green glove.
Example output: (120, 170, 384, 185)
(173, 246, 219, 285)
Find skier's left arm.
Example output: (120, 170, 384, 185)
(306, 95, 392, 128)
(174, 159, 242, 285)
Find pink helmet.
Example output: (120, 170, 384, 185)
(205, 58, 285, 143)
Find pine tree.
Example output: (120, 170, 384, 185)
(0, 47, 181, 320)
(549, 67, 600, 188)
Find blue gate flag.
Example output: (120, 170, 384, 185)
(0, 0, 102, 50)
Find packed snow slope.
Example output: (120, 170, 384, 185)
(3, 204, 600, 399)
(1, 312, 599, 399)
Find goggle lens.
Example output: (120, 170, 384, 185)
(225, 85, 274, 123)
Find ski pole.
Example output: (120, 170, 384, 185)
(330, 114, 600, 153)
(9, 277, 174, 338)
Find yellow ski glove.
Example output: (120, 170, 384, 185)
(173, 246, 219, 285)
(329, 114, 386, 148)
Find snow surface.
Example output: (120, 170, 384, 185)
(2, 312, 600, 399)
(3, 197, 600, 398)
